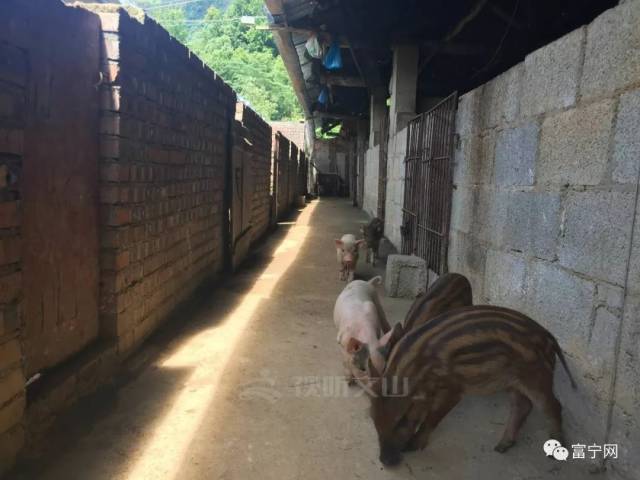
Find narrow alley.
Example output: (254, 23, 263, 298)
(11, 199, 591, 480)
(2, 1, 639, 479)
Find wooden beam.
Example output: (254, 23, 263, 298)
(313, 111, 366, 121)
(321, 73, 366, 88)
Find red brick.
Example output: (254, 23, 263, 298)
(100, 136, 121, 159)
(0, 272, 20, 303)
(0, 202, 19, 229)
(101, 163, 129, 182)
(0, 369, 24, 406)
(0, 424, 24, 475)
(0, 338, 21, 372)
(106, 206, 132, 226)
(0, 394, 24, 435)
(0, 237, 20, 266)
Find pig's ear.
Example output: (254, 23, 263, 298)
(335, 239, 343, 248)
(377, 322, 404, 359)
(346, 337, 364, 354)
(352, 343, 370, 371)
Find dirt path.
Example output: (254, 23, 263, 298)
(10, 198, 593, 480)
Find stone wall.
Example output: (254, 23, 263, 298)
(448, 3, 640, 477)
(97, 8, 236, 355)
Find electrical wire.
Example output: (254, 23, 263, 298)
(470, 0, 521, 80)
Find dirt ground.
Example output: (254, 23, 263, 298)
(9, 198, 598, 480)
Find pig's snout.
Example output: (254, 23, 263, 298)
(342, 253, 355, 268)
(379, 448, 403, 467)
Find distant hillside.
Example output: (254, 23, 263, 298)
(122, 0, 232, 20)
(118, 0, 302, 122)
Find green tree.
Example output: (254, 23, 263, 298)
(135, 0, 303, 121)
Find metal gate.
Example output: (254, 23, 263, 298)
(401, 93, 458, 275)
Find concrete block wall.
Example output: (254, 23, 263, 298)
(95, 7, 236, 355)
(362, 145, 379, 218)
(0, 25, 26, 472)
(235, 103, 273, 245)
(448, 3, 640, 477)
(384, 127, 408, 249)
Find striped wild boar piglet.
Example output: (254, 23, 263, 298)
(403, 273, 473, 332)
(335, 234, 364, 281)
(365, 305, 576, 467)
(360, 217, 384, 266)
(333, 276, 397, 384)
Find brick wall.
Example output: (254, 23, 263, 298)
(235, 103, 273, 245)
(274, 133, 291, 219)
(448, 3, 640, 477)
(96, 7, 236, 355)
(0, 25, 26, 471)
(270, 121, 305, 152)
(289, 143, 299, 206)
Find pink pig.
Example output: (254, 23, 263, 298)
(335, 234, 365, 281)
(333, 276, 398, 384)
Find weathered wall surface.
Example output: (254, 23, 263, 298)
(236, 103, 273, 245)
(448, 3, 640, 477)
(362, 145, 379, 218)
(0, 10, 27, 470)
(97, 8, 236, 355)
(274, 132, 291, 218)
(383, 127, 408, 250)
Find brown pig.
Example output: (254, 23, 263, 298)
(403, 273, 473, 332)
(364, 305, 576, 467)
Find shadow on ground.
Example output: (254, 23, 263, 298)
(7, 198, 597, 480)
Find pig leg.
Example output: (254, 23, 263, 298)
(519, 370, 565, 445)
(347, 269, 355, 282)
(405, 389, 461, 452)
(494, 389, 533, 453)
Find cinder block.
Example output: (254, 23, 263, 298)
(452, 134, 493, 188)
(479, 64, 523, 129)
(470, 187, 504, 246)
(494, 120, 539, 186)
(447, 230, 487, 303)
(450, 185, 475, 235)
(526, 260, 595, 351)
(612, 89, 640, 184)
(384, 254, 428, 298)
(521, 27, 584, 117)
(581, 1, 640, 100)
(559, 190, 635, 285)
(608, 294, 640, 476)
(538, 99, 615, 186)
(484, 249, 527, 311)
(499, 191, 561, 260)
(628, 199, 640, 296)
(455, 88, 482, 137)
